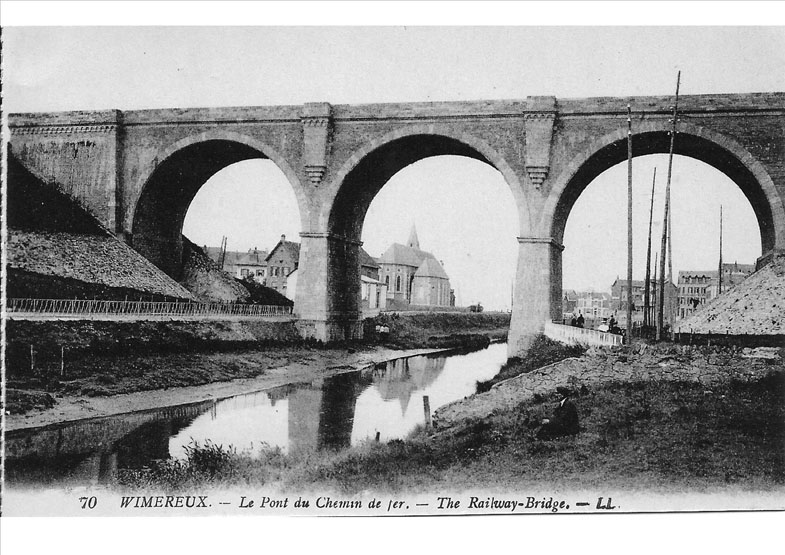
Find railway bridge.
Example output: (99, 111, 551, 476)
(9, 93, 785, 355)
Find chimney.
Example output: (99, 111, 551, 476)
(281, 234, 286, 243)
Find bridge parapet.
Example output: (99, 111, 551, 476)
(544, 321, 623, 348)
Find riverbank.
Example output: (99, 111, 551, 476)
(4, 345, 447, 431)
(113, 342, 785, 497)
(370, 311, 510, 349)
(4, 311, 510, 419)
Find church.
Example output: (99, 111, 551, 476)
(377, 225, 453, 308)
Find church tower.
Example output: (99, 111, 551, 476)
(407, 223, 420, 250)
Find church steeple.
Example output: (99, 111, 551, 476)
(407, 223, 420, 249)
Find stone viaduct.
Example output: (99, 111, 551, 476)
(8, 93, 785, 355)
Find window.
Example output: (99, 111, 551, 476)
(240, 269, 249, 277)
(396, 275, 401, 292)
(385, 275, 390, 287)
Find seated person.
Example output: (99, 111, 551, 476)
(536, 386, 580, 440)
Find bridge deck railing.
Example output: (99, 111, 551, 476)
(5, 298, 294, 318)
(544, 320, 623, 347)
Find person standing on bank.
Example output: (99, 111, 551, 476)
(577, 312, 585, 328)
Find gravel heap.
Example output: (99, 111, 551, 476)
(179, 239, 251, 303)
(7, 229, 194, 300)
(676, 255, 785, 335)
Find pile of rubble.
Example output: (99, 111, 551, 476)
(677, 255, 785, 335)
(179, 239, 251, 303)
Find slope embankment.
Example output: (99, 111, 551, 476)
(676, 255, 784, 342)
(6, 153, 194, 301)
(5, 318, 300, 371)
(179, 237, 251, 302)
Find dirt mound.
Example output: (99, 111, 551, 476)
(240, 278, 294, 306)
(677, 255, 785, 334)
(180, 238, 251, 303)
(7, 229, 194, 300)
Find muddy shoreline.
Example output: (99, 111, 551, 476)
(4, 345, 449, 432)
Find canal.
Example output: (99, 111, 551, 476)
(5, 343, 508, 488)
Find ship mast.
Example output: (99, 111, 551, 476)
(657, 71, 681, 341)
(718, 205, 724, 296)
(626, 104, 634, 344)
(643, 167, 657, 331)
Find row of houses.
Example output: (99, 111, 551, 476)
(676, 262, 756, 319)
(563, 262, 754, 327)
(205, 226, 454, 312)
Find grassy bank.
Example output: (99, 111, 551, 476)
(5, 312, 510, 414)
(476, 334, 585, 393)
(116, 368, 785, 493)
(6, 348, 298, 406)
(370, 311, 510, 350)
(5, 319, 302, 364)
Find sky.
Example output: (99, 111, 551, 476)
(3, 15, 784, 310)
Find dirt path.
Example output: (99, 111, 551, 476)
(5, 346, 444, 431)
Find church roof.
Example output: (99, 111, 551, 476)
(414, 257, 449, 279)
(378, 242, 437, 267)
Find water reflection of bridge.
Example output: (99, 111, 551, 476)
(5, 353, 453, 487)
(4, 402, 213, 486)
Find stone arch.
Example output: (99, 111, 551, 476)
(324, 124, 529, 239)
(543, 120, 784, 253)
(130, 130, 306, 278)
(297, 124, 525, 340)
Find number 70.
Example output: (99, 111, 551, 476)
(79, 496, 97, 509)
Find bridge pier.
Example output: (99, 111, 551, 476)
(294, 233, 364, 342)
(508, 236, 564, 357)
